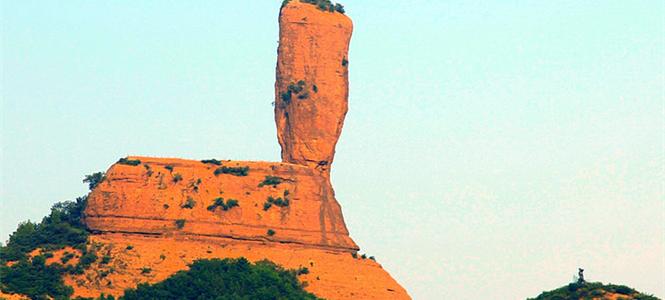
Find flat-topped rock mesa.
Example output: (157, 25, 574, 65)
(85, 157, 357, 251)
(76, 1, 410, 299)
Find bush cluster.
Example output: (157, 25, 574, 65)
(117, 157, 141, 166)
(83, 172, 106, 190)
(207, 198, 239, 212)
(258, 176, 283, 188)
(0, 255, 74, 299)
(214, 166, 249, 177)
(174, 219, 186, 229)
(121, 258, 320, 299)
(528, 281, 660, 300)
(263, 195, 290, 211)
(172, 173, 183, 183)
(0, 196, 101, 299)
(181, 197, 197, 209)
(295, 0, 345, 14)
(281, 80, 315, 104)
(200, 159, 222, 165)
(0, 197, 88, 262)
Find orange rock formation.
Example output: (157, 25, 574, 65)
(74, 1, 411, 299)
(85, 157, 357, 251)
(275, 1, 352, 173)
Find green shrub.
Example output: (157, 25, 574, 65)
(267, 229, 276, 236)
(164, 165, 174, 172)
(299, 0, 345, 14)
(101, 255, 112, 265)
(200, 159, 222, 165)
(141, 267, 152, 275)
(0, 197, 88, 262)
(258, 176, 283, 187)
(281, 91, 293, 103)
(175, 219, 186, 229)
(78, 251, 97, 267)
(172, 173, 183, 183)
(126, 245, 134, 250)
(121, 258, 320, 299)
(263, 195, 290, 211)
(207, 198, 239, 212)
(0, 256, 74, 299)
(528, 281, 656, 300)
(297, 267, 310, 275)
(60, 252, 75, 264)
(226, 199, 239, 209)
(605, 284, 636, 295)
(342, 57, 348, 67)
(284, 80, 310, 101)
(214, 166, 249, 176)
(334, 3, 345, 13)
(182, 197, 196, 209)
(0, 195, 98, 299)
(118, 157, 141, 166)
(83, 172, 105, 190)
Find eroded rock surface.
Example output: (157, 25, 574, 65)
(71, 2, 410, 299)
(85, 157, 357, 251)
(275, 1, 353, 173)
(66, 233, 409, 300)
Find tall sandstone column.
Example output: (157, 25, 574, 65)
(275, 1, 352, 175)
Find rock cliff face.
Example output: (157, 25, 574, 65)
(85, 157, 357, 251)
(75, 1, 410, 299)
(275, 1, 352, 173)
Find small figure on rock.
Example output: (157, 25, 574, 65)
(578, 268, 585, 284)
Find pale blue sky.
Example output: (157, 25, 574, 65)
(1, 1, 663, 299)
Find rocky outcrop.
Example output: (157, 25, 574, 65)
(275, 1, 353, 173)
(74, 1, 411, 299)
(80, 156, 410, 299)
(85, 157, 357, 251)
(66, 233, 409, 300)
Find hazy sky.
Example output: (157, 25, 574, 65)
(2, 1, 663, 299)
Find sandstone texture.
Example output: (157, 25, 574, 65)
(85, 157, 357, 251)
(33, 1, 411, 299)
(80, 156, 410, 299)
(65, 233, 409, 299)
(275, 1, 353, 173)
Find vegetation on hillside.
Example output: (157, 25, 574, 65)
(200, 159, 222, 165)
(0, 196, 91, 299)
(282, 0, 345, 14)
(214, 166, 249, 177)
(117, 157, 141, 166)
(258, 176, 283, 188)
(529, 281, 660, 300)
(83, 172, 105, 190)
(207, 198, 239, 212)
(0, 197, 88, 262)
(120, 258, 320, 300)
